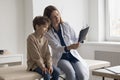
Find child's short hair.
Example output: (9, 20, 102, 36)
(33, 16, 50, 31)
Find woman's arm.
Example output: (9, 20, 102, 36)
(45, 32, 66, 54)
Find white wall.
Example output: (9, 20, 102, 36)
(77, 42, 120, 66)
(0, 0, 25, 54)
(88, 0, 105, 41)
(33, 0, 88, 36)
(24, 0, 33, 64)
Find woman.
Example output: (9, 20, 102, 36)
(27, 16, 60, 80)
(44, 5, 89, 80)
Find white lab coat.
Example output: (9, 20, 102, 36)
(45, 22, 89, 77)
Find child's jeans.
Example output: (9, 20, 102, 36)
(33, 66, 60, 80)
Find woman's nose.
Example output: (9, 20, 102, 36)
(56, 16, 59, 19)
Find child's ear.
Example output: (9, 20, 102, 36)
(35, 25, 39, 30)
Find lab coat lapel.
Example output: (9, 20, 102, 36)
(51, 28, 61, 43)
(60, 24, 69, 45)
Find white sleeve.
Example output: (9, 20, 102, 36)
(45, 32, 66, 54)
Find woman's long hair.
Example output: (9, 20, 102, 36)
(43, 5, 63, 30)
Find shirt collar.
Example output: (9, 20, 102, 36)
(53, 25, 61, 33)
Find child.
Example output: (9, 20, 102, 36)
(27, 16, 60, 80)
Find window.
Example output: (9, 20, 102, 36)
(106, 0, 120, 41)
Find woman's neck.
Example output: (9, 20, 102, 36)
(53, 24, 59, 31)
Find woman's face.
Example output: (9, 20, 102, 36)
(36, 24, 48, 36)
(50, 10, 61, 26)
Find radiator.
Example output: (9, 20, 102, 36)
(95, 51, 120, 66)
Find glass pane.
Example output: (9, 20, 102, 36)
(109, 0, 120, 37)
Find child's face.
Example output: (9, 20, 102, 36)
(36, 24, 48, 36)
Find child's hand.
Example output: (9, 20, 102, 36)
(48, 67, 53, 74)
(42, 67, 48, 74)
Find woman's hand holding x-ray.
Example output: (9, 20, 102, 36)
(67, 42, 80, 50)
